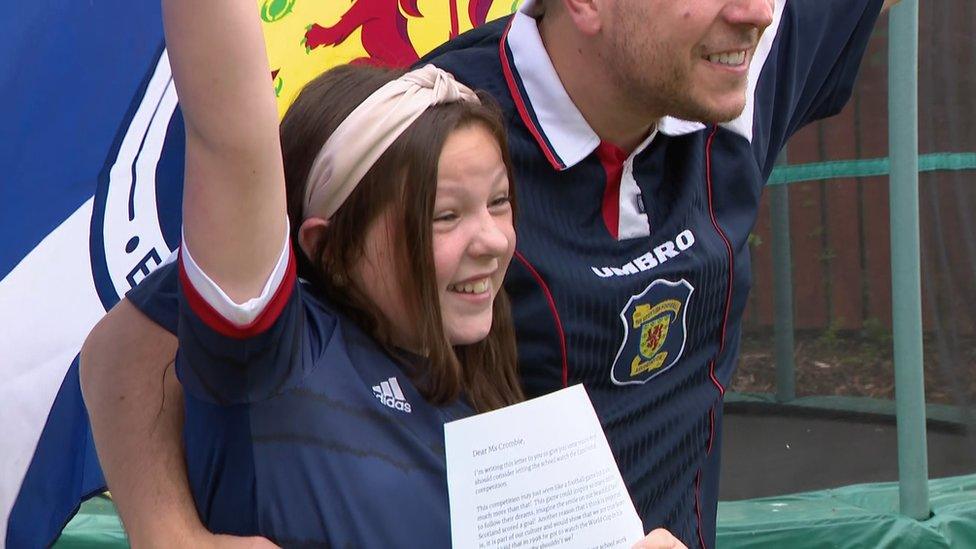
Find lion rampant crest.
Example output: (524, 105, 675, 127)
(610, 279, 694, 386)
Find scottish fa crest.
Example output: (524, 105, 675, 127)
(610, 279, 694, 386)
(90, 49, 183, 310)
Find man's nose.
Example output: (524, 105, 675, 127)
(726, 0, 775, 30)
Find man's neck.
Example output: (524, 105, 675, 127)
(537, 14, 658, 153)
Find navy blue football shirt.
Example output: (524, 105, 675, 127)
(128, 0, 884, 546)
(129, 246, 473, 547)
(420, 0, 884, 546)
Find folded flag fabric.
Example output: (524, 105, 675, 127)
(0, 2, 174, 546)
(0, 1, 507, 546)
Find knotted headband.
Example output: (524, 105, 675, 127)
(303, 64, 481, 219)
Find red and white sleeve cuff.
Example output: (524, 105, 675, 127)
(179, 222, 294, 329)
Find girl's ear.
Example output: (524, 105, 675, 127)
(298, 217, 330, 260)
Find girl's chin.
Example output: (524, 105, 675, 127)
(445, 323, 493, 347)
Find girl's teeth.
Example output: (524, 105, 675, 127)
(451, 279, 489, 294)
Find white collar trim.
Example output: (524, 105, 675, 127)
(507, 3, 705, 168)
(507, 7, 598, 168)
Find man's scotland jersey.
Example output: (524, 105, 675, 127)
(128, 244, 472, 547)
(420, 0, 884, 546)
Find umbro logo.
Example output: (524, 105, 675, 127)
(591, 229, 696, 279)
(372, 377, 412, 413)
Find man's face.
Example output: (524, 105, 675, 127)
(599, 0, 775, 123)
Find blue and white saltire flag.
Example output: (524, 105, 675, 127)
(1, 3, 185, 546)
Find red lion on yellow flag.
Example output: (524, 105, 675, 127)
(259, 0, 511, 116)
(303, 0, 497, 66)
(304, 0, 424, 66)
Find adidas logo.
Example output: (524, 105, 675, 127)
(372, 377, 412, 413)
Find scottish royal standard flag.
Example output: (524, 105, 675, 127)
(0, 1, 512, 546)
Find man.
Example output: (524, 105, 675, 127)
(81, 0, 900, 547)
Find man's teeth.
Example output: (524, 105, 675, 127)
(449, 279, 490, 294)
(707, 51, 746, 66)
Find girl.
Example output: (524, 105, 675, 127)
(161, 0, 520, 544)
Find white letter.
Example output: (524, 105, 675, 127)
(653, 241, 678, 264)
(633, 252, 657, 271)
(611, 263, 639, 277)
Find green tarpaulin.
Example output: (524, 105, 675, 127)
(717, 475, 976, 548)
(56, 474, 976, 548)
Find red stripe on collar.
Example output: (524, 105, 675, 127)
(498, 18, 565, 172)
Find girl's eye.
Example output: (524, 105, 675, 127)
(434, 212, 459, 223)
(489, 195, 511, 208)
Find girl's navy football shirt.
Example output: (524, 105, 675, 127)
(131, 245, 473, 547)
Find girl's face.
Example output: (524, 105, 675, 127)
(352, 123, 515, 350)
(431, 124, 515, 345)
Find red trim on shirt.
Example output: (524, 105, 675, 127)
(708, 360, 725, 400)
(695, 469, 707, 549)
(706, 400, 718, 455)
(514, 250, 569, 387)
(178, 247, 297, 340)
(596, 142, 628, 240)
(498, 19, 565, 172)
(705, 128, 735, 360)
(701, 128, 733, 469)
(706, 359, 724, 456)
(694, 127, 737, 549)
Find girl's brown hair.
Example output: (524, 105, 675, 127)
(280, 64, 523, 413)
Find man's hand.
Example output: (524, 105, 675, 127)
(631, 528, 688, 549)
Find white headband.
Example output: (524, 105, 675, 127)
(303, 64, 481, 219)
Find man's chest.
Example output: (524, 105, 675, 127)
(504, 129, 764, 391)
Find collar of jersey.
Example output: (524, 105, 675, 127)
(502, 2, 706, 172)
